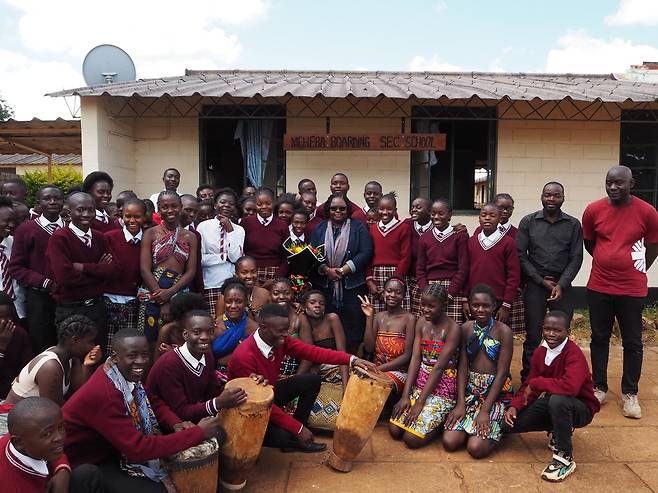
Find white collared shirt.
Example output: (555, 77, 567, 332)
(179, 342, 206, 371)
(478, 228, 504, 250)
(258, 214, 273, 227)
(95, 209, 110, 224)
(541, 338, 569, 366)
(254, 329, 274, 359)
(288, 225, 305, 243)
(414, 220, 431, 236)
(378, 217, 400, 233)
(0, 236, 25, 319)
(36, 214, 64, 232)
(499, 221, 512, 234)
(197, 218, 245, 289)
(123, 227, 143, 244)
(432, 225, 455, 242)
(9, 441, 49, 476)
(68, 223, 92, 246)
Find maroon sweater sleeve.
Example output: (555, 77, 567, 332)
(448, 232, 470, 297)
(286, 337, 352, 365)
(47, 233, 89, 289)
(529, 346, 590, 397)
(8, 223, 47, 288)
(416, 235, 428, 290)
(394, 224, 412, 277)
(502, 239, 521, 305)
(275, 221, 289, 278)
(80, 235, 118, 279)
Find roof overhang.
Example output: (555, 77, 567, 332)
(0, 118, 81, 155)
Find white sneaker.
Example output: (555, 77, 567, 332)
(594, 388, 607, 405)
(541, 452, 576, 482)
(622, 393, 642, 419)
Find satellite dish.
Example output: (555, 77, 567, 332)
(82, 44, 136, 86)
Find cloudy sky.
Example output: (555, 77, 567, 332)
(1, 0, 658, 119)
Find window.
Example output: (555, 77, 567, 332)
(410, 106, 496, 211)
(620, 110, 658, 208)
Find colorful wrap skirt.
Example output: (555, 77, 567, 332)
(444, 371, 513, 442)
(374, 332, 408, 394)
(371, 266, 411, 313)
(138, 267, 182, 342)
(308, 365, 343, 431)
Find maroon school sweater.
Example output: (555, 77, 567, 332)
(63, 366, 204, 468)
(474, 223, 518, 239)
(104, 229, 141, 297)
(228, 334, 351, 435)
(416, 228, 470, 294)
(241, 215, 289, 275)
(46, 227, 118, 303)
(402, 218, 430, 276)
(92, 216, 121, 234)
(466, 233, 520, 306)
(305, 213, 323, 236)
(0, 324, 32, 397)
(8, 219, 58, 289)
(511, 340, 600, 417)
(366, 221, 412, 278)
(146, 347, 221, 423)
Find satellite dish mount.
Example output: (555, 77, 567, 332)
(82, 44, 136, 86)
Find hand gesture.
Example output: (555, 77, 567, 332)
(504, 406, 517, 428)
(523, 383, 533, 405)
(218, 216, 234, 232)
(462, 301, 471, 320)
(214, 386, 248, 409)
(357, 294, 374, 318)
(158, 342, 174, 354)
(548, 284, 562, 302)
(83, 345, 102, 367)
(325, 268, 341, 282)
(391, 397, 411, 421)
(198, 415, 223, 439)
(542, 278, 557, 292)
(46, 467, 70, 493)
(250, 373, 269, 385)
(474, 411, 491, 439)
(173, 421, 195, 432)
(159, 302, 172, 321)
(0, 319, 15, 352)
(496, 305, 510, 323)
(444, 402, 465, 429)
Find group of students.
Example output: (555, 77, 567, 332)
(0, 163, 655, 491)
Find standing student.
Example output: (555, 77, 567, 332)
(12, 187, 66, 350)
(315, 174, 368, 223)
(12, 202, 29, 227)
(366, 193, 412, 312)
(139, 191, 198, 345)
(504, 311, 599, 482)
(465, 203, 520, 325)
(195, 199, 215, 227)
(582, 165, 658, 418)
(238, 196, 257, 222)
(0, 293, 32, 398)
(362, 181, 383, 215)
(81, 172, 120, 233)
(149, 168, 181, 205)
(416, 199, 469, 324)
(196, 184, 215, 202)
(0, 197, 22, 320)
(46, 193, 117, 347)
(241, 188, 288, 288)
(403, 197, 432, 317)
(114, 190, 137, 221)
(197, 188, 245, 320)
(297, 179, 317, 197)
(1, 178, 28, 204)
(179, 194, 204, 294)
(517, 182, 583, 382)
(103, 199, 146, 351)
(242, 186, 257, 198)
(299, 191, 322, 234)
(275, 193, 297, 225)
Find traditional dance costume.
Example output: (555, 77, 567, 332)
(374, 331, 407, 393)
(402, 218, 431, 317)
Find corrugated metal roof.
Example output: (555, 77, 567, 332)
(0, 118, 81, 155)
(0, 154, 82, 166)
(47, 70, 658, 102)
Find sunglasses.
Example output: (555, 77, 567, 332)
(330, 206, 347, 212)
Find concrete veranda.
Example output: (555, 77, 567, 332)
(242, 344, 658, 492)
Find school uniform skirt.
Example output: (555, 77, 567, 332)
(371, 265, 411, 313)
(428, 279, 465, 325)
(203, 288, 222, 321)
(405, 276, 423, 318)
(509, 292, 525, 335)
(256, 266, 278, 287)
(103, 297, 139, 353)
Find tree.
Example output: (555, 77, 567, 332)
(0, 94, 14, 121)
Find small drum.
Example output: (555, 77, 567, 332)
(167, 437, 219, 493)
(219, 377, 274, 490)
(327, 367, 393, 472)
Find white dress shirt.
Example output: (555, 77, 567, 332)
(541, 338, 569, 366)
(288, 225, 305, 243)
(68, 223, 92, 246)
(9, 441, 49, 476)
(197, 218, 245, 289)
(0, 236, 25, 319)
(254, 329, 274, 359)
(258, 214, 273, 227)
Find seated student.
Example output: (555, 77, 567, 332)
(63, 328, 225, 493)
(504, 311, 600, 482)
(442, 284, 513, 459)
(81, 171, 120, 233)
(389, 284, 460, 449)
(228, 303, 374, 452)
(270, 278, 302, 337)
(103, 198, 146, 352)
(46, 192, 118, 348)
(146, 308, 247, 423)
(154, 292, 207, 363)
(0, 293, 32, 399)
(0, 397, 103, 493)
(214, 256, 270, 323)
(360, 277, 415, 395)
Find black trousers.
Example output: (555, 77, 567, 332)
(506, 394, 592, 456)
(587, 289, 645, 394)
(55, 299, 108, 353)
(26, 289, 58, 352)
(263, 373, 322, 448)
(521, 282, 574, 381)
(98, 462, 167, 493)
(323, 284, 366, 352)
(69, 464, 104, 493)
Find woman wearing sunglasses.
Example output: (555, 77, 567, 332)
(310, 192, 373, 354)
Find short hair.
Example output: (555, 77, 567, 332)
(112, 327, 145, 349)
(545, 310, 570, 328)
(116, 190, 137, 199)
(332, 172, 349, 182)
(170, 293, 208, 322)
(258, 303, 289, 321)
(256, 187, 275, 199)
(82, 171, 114, 193)
(469, 283, 496, 304)
(379, 191, 397, 208)
(384, 276, 407, 294)
(298, 178, 314, 188)
(543, 181, 564, 193)
(422, 283, 448, 305)
(123, 197, 147, 213)
(3, 178, 27, 194)
(157, 190, 181, 205)
(7, 397, 59, 435)
(57, 315, 97, 343)
(302, 289, 325, 305)
(494, 193, 514, 204)
(432, 198, 453, 213)
(235, 255, 256, 270)
(291, 208, 309, 221)
(180, 193, 198, 204)
(163, 168, 180, 177)
(365, 181, 382, 191)
(481, 201, 499, 211)
(214, 187, 238, 204)
(0, 292, 12, 305)
(181, 309, 213, 325)
(0, 196, 14, 209)
(36, 185, 64, 199)
(220, 277, 249, 297)
(323, 192, 354, 219)
(196, 183, 214, 194)
(274, 193, 297, 215)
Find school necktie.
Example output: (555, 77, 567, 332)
(82, 233, 91, 247)
(499, 225, 506, 233)
(131, 237, 140, 245)
(45, 223, 60, 235)
(0, 245, 15, 300)
(99, 213, 108, 224)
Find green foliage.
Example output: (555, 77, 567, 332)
(23, 166, 83, 207)
(0, 94, 13, 121)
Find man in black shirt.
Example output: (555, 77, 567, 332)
(517, 182, 583, 381)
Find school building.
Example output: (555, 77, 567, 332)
(49, 70, 658, 291)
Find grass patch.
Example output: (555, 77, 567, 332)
(568, 304, 658, 346)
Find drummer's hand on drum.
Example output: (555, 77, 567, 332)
(249, 373, 269, 386)
(391, 397, 411, 421)
(350, 356, 377, 373)
(198, 415, 223, 439)
(297, 426, 315, 446)
(215, 387, 248, 409)
(173, 421, 195, 432)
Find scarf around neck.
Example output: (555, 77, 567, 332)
(324, 219, 351, 308)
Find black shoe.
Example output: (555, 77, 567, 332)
(280, 441, 327, 453)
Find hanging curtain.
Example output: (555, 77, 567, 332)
(234, 120, 274, 187)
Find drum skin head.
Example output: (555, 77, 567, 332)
(351, 367, 393, 387)
(225, 377, 274, 405)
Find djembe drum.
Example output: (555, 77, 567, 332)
(219, 377, 274, 490)
(167, 437, 219, 493)
(327, 367, 393, 472)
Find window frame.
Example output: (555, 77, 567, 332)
(620, 109, 658, 208)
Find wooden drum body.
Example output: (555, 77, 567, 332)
(218, 377, 274, 490)
(327, 367, 393, 472)
(167, 437, 219, 493)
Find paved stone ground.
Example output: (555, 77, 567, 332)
(240, 344, 658, 492)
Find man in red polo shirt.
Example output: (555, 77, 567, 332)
(582, 165, 658, 419)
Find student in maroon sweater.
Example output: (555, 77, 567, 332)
(402, 197, 431, 317)
(63, 328, 224, 493)
(299, 191, 322, 235)
(0, 294, 32, 398)
(1, 397, 102, 493)
(46, 192, 118, 349)
(81, 171, 120, 233)
(228, 303, 374, 452)
(241, 188, 288, 288)
(504, 311, 599, 482)
(8, 185, 64, 351)
(147, 308, 247, 423)
(315, 173, 368, 223)
(465, 202, 520, 325)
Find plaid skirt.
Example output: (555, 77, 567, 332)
(204, 288, 222, 321)
(428, 279, 465, 325)
(371, 266, 410, 313)
(104, 297, 139, 354)
(509, 292, 525, 334)
(406, 276, 423, 318)
(256, 266, 278, 287)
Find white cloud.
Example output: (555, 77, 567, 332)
(605, 0, 658, 25)
(408, 55, 462, 72)
(545, 30, 658, 73)
(434, 1, 447, 13)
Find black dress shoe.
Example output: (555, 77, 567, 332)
(280, 441, 327, 453)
